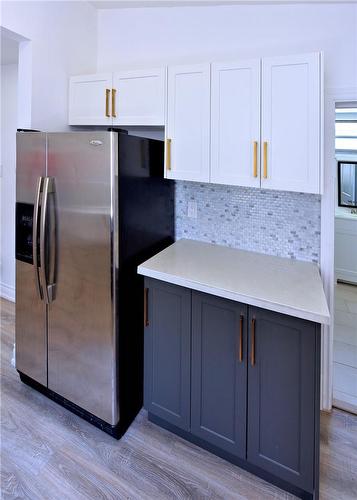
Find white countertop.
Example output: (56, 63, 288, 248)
(138, 239, 330, 325)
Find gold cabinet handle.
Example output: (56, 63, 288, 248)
(144, 287, 149, 327)
(238, 314, 244, 362)
(251, 318, 256, 367)
(166, 138, 172, 171)
(112, 88, 117, 118)
(105, 88, 111, 118)
(253, 141, 258, 178)
(263, 141, 268, 179)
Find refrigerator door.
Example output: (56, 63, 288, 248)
(16, 132, 47, 385)
(47, 132, 118, 425)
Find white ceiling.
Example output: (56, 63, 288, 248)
(1, 35, 19, 66)
(89, 0, 356, 8)
(89, 1, 240, 8)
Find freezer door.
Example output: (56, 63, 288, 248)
(47, 132, 118, 425)
(15, 132, 47, 385)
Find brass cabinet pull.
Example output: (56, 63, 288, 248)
(251, 318, 256, 366)
(105, 88, 110, 118)
(166, 138, 172, 171)
(263, 141, 268, 179)
(238, 314, 244, 362)
(253, 141, 258, 178)
(112, 88, 117, 118)
(144, 287, 149, 327)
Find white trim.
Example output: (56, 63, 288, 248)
(0, 282, 15, 302)
(320, 86, 357, 411)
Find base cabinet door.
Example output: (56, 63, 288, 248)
(247, 306, 318, 492)
(144, 279, 191, 430)
(191, 292, 248, 459)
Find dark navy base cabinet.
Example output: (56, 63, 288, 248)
(144, 278, 321, 500)
(247, 306, 320, 494)
(144, 280, 191, 430)
(191, 292, 247, 459)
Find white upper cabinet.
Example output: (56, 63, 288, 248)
(112, 68, 166, 126)
(211, 59, 261, 188)
(69, 73, 113, 126)
(69, 68, 166, 126)
(68, 52, 322, 194)
(165, 64, 210, 182)
(261, 53, 321, 193)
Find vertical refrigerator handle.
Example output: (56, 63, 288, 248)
(39, 177, 56, 304)
(33, 177, 44, 300)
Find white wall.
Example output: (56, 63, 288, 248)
(97, 3, 357, 90)
(1, 63, 18, 301)
(0, 1, 98, 302)
(1, 1, 98, 131)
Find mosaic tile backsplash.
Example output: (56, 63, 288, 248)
(175, 181, 321, 263)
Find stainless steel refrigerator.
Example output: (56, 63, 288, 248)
(15, 129, 174, 437)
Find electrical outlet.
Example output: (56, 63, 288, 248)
(187, 201, 197, 219)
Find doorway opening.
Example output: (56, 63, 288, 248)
(333, 101, 357, 414)
(0, 26, 31, 304)
(0, 29, 20, 302)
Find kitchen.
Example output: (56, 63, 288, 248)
(1, 1, 357, 499)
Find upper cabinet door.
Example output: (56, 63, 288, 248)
(261, 53, 322, 194)
(112, 68, 166, 126)
(211, 60, 261, 188)
(69, 73, 113, 126)
(166, 64, 210, 182)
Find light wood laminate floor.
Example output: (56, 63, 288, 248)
(334, 283, 357, 413)
(1, 298, 356, 500)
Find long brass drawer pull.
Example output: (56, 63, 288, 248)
(251, 318, 256, 366)
(238, 314, 244, 362)
(263, 141, 268, 179)
(112, 88, 117, 118)
(166, 138, 172, 171)
(105, 89, 110, 118)
(144, 287, 149, 327)
(253, 141, 258, 178)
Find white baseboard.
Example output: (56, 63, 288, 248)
(0, 282, 15, 302)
